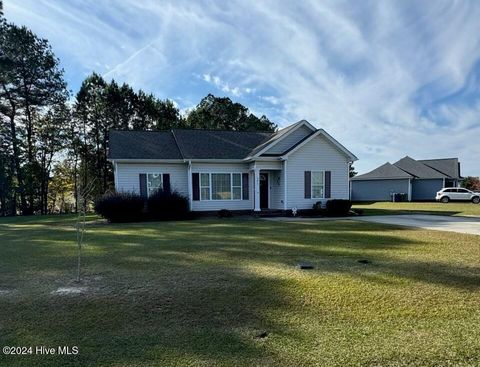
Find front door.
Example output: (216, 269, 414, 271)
(260, 173, 269, 209)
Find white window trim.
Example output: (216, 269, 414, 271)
(311, 171, 325, 199)
(200, 173, 210, 201)
(146, 173, 163, 197)
(198, 172, 244, 201)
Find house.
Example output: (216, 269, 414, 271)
(108, 120, 358, 212)
(351, 156, 461, 201)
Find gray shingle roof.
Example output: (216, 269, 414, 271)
(393, 156, 448, 179)
(108, 129, 273, 160)
(418, 158, 460, 179)
(108, 130, 183, 160)
(351, 162, 414, 180)
(173, 129, 272, 159)
(246, 120, 305, 157)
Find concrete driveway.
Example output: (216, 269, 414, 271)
(352, 214, 480, 236)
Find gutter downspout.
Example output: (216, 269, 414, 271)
(283, 159, 288, 210)
(408, 178, 412, 202)
(253, 162, 261, 212)
(348, 161, 352, 200)
(187, 160, 192, 211)
(113, 161, 118, 191)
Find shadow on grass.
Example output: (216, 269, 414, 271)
(359, 208, 462, 216)
(1, 217, 479, 366)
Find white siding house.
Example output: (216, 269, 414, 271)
(285, 134, 351, 209)
(109, 120, 357, 212)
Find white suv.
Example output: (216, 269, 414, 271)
(436, 188, 480, 203)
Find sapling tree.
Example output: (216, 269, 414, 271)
(75, 179, 96, 282)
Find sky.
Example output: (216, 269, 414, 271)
(6, 0, 480, 176)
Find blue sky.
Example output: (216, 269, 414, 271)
(7, 0, 480, 176)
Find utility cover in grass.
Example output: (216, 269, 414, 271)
(297, 262, 314, 269)
(358, 259, 370, 264)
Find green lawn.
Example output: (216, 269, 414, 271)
(0, 215, 479, 367)
(353, 201, 480, 217)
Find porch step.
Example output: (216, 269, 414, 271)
(257, 209, 286, 218)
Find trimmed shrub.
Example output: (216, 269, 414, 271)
(94, 192, 145, 223)
(217, 209, 233, 218)
(147, 189, 190, 220)
(312, 201, 326, 213)
(325, 199, 352, 217)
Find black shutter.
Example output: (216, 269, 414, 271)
(192, 173, 200, 201)
(139, 174, 147, 198)
(162, 173, 171, 193)
(242, 173, 249, 200)
(304, 171, 311, 199)
(325, 171, 331, 198)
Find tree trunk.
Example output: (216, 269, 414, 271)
(9, 115, 27, 214)
(24, 94, 35, 214)
(2, 85, 27, 215)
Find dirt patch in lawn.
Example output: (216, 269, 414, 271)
(51, 286, 89, 295)
(0, 289, 15, 296)
(50, 274, 107, 296)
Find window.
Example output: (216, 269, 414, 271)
(147, 173, 162, 197)
(212, 173, 231, 200)
(311, 171, 324, 198)
(198, 173, 244, 200)
(232, 173, 242, 200)
(200, 173, 210, 200)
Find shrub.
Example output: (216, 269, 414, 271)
(312, 201, 325, 212)
(217, 209, 233, 218)
(94, 192, 145, 223)
(147, 189, 190, 220)
(325, 199, 352, 217)
(307, 201, 326, 216)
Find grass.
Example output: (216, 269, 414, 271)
(352, 201, 480, 217)
(0, 214, 479, 366)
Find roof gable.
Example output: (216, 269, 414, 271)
(351, 162, 414, 180)
(393, 156, 448, 179)
(418, 158, 460, 179)
(246, 120, 316, 158)
(280, 128, 358, 161)
(262, 124, 314, 156)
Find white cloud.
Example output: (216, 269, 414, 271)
(202, 73, 254, 97)
(260, 96, 280, 105)
(7, 0, 480, 175)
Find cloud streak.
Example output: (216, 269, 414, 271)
(6, 0, 480, 175)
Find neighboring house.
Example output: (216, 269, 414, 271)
(351, 156, 461, 201)
(108, 120, 358, 212)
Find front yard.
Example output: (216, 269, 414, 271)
(0, 215, 479, 366)
(353, 201, 480, 217)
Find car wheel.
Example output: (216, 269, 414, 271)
(441, 196, 450, 203)
(472, 197, 480, 204)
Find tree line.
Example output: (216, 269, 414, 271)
(0, 19, 277, 216)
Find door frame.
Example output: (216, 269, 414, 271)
(259, 172, 270, 209)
